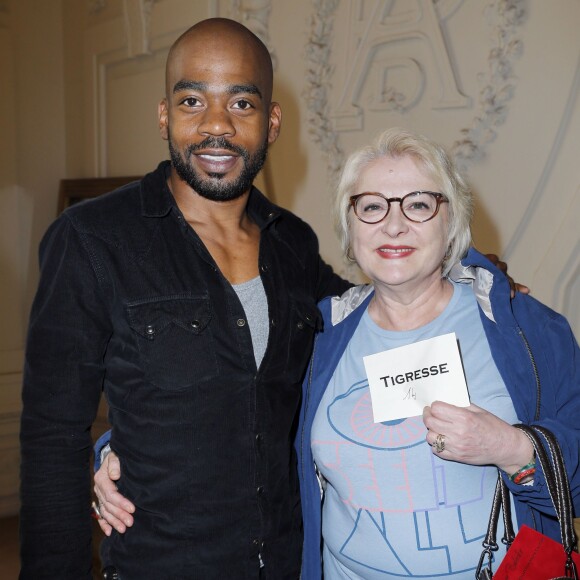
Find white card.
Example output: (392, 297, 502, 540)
(363, 332, 470, 423)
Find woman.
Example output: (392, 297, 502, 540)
(297, 128, 580, 578)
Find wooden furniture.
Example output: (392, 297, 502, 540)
(58, 175, 142, 213)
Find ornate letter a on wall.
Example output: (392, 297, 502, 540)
(305, 0, 527, 176)
(331, 0, 469, 131)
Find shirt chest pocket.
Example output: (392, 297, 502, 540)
(126, 296, 218, 391)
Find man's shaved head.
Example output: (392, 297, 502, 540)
(166, 18, 274, 104)
(159, 17, 281, 203)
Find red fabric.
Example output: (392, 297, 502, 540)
(494, 525, 580, 579)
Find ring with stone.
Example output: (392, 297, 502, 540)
(435, 433, 446, 453)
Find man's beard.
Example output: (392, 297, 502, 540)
(169, 135, 268, 202)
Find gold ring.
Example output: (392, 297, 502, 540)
(435, 434, 446, 453)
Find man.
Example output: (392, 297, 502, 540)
(20, 18, 349, 579)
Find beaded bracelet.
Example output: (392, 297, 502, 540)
(510, 460, 536, 485)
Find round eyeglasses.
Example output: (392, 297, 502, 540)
(349, 191, 449, 224)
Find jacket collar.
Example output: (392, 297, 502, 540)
(140, 161, 174, 217)
(448, 260, 495, 322)
(453, 247, 514, 323)
(330, 285, 374, 326)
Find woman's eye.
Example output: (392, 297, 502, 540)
(407, 201, 430, 211)
(404, 193, 436, 212)
(360, 200, 388, 213)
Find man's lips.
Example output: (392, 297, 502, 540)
(194, 149, 239, 173)
(375, 245, 414, 258)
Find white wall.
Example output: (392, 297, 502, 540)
(1, 0, 578, 515)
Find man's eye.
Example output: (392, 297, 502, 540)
(233, 99, 253, 110)
(181, 97, 201, 107)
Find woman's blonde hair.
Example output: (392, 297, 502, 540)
(333, 127, 473, 276)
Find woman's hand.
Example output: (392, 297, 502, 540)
(423, 401, 534, 475)
(93, 451, 136, 536)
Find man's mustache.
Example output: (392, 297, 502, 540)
(185, 137, 247, 158)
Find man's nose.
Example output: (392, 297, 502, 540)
(198, 104, 235, 137)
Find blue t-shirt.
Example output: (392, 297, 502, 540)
(311, 281, 518, 578)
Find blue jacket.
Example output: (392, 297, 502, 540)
(296, 248, 580, 579)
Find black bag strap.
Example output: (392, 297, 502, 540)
(514, 424, 578, 578)
(476, 424, 578, 579)
(476, 476, 515, 579)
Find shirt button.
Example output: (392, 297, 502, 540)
(145, 325, 155, 337)
(252, 538, 260, 546)
(260, 263, 269, 273)
(297, 321, 305, 330)
(267, 212, 275, 219)
(255, 433, 263, 442)
(257, 486, 264, 495)
(270, 319, 276, 327)
(190, 320, 200, 329)
(237, 318, 246, 327)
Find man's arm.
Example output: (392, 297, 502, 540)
(20, 217, 110, 579)
(314, 255, 352, 303)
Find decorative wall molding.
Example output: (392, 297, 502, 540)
(305, 0, 527, 177)
(0, 373, 22, 516)
(560, 239, 579, 331)
(87, 0, 159, 58)
(123, 0, 158, 57)
(451, 0, 527, 171)
(0, 0, 9, 28)
(229, 0, 276, 69)
(331, 1, 469, 131)
(304, 0, 343, 176)
(0, 349, 24, 376)
(88, 0, 107, 15)
(503, 56, 579, 261)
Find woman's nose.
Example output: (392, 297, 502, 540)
(380, 203, 409, 237)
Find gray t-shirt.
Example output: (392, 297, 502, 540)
(233, 275, 269, 368)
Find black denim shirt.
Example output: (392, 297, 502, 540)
(20, 161, 350, 579)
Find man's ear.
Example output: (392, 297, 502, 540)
(267, 102, 282, 145)
(158, 99, 169, 141)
